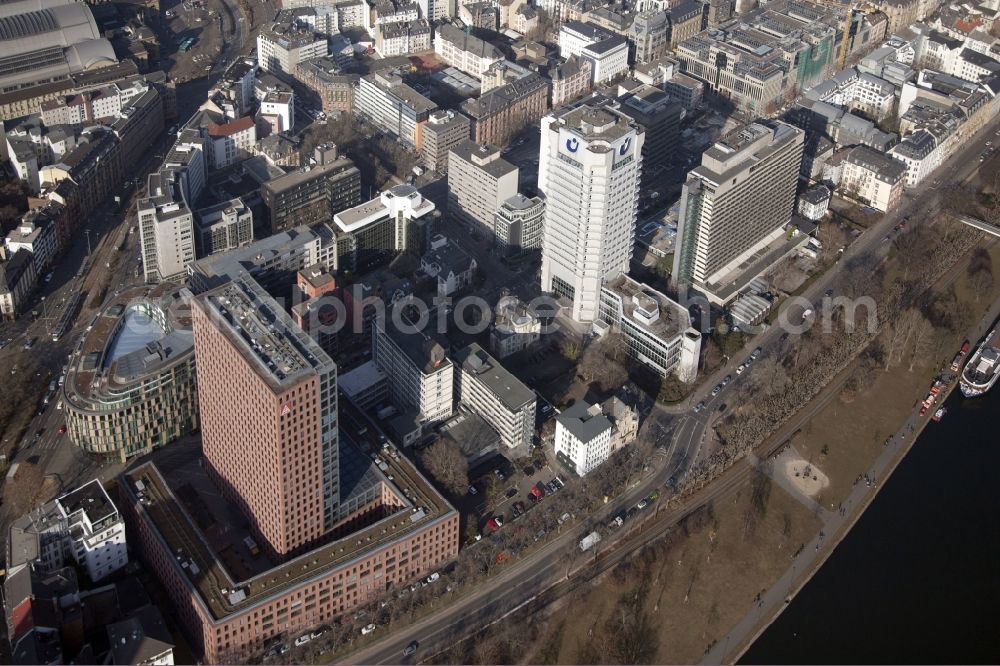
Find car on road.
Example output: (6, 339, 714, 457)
(403, 641, 419, 656)
(23, 337, 36, 350)
(711, 385, 721, 396)
(58, 425, 66, 435)
(361, 623, 376, 635)
(693, 401, 705, 413)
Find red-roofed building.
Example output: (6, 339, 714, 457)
(206, 116, 256, 169)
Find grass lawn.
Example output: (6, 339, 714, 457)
(531, 483, 821, 664)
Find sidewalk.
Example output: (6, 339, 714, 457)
(703, 293, 1000, 665)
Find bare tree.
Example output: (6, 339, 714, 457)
(908, 314, 936, 371)
(420, 439, 469, 495)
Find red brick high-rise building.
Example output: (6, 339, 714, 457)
(191, 277, 339, 559)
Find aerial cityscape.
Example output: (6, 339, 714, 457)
(0, 0, 998, 660)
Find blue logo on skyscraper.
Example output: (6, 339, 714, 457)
(566, 138, 579, 153)
(619, 138, 631, 155)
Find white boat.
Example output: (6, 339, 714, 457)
(960, 326, 1000, 397)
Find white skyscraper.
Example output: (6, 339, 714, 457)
(538, 100, 644, 322)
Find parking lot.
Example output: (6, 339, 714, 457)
(463, 452, 566, 537)
(157, 0, 226, 83)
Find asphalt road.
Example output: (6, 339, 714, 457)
(338, 113, 1000, 665)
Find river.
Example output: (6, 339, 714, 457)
(741, 387, 1000, 663)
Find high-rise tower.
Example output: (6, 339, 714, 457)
(191, 277, 338, 560)
(538, 99, 644, 323)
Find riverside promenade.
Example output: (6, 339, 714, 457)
(703, 294, 1000, 665)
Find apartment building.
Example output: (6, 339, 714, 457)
(549, 56, 593, 107)
(420, 109, 471, 172)
(447, 141, 518, 238)
(375, 19, 431, 57)
(454, 343, 536, 450)
(538, 99, 644, 323)
(804, 67, 897, 121)
(373, 316, 454, 425)
(354, 71, 437, 150)
(257, 13, 329, 76)
(840, 145, 907, 212)
(673, 122, 805, 305)
(434, 23, 504, 78)
(5, 215, 59, 273)
(554, 401, 611, 476)
(7, 480, 128, 584)
(63, 284, 198, 463)
(461, 72, 548, 147)
(206, 116, 257, 170)
(494, 193, 544, 258)
(0, 250, 37, 320)
(261, 145, 361, 234)
(667, 0, 703, 48)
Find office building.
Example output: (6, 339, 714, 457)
(549, 56, 593, 108)
(64, 285, 198, 463)
(673, 122, 805, 305)
(296, 58, 358, 115)
(7, 479, 128, 584)
(331, 184, 437, 273)
(630, 10, 670, 64)
(675, 0, 840, 113)
(494, 193, 543, 257)
(434, 23, 504, 78)
(490, 293, 541, 358)
(261, 144, 361, 234)
(354, 71, 437, 150)
(461, 72, 548, 147)
(420, 109, 471, 172)
(455, 343, 536, 450)
(840, 145, 907, 212)
(192, 277, 339, 559)
(668, 0, 703, 48)
(598, 275, 701, 381)
(538, 99, 644, 323)
(447, 141, 518, 238)
(619, 83, 684, 169)
(257, 13, 329, 76)
(558, 20, 629, 83)
(194, 198, 254, 257)
(373, 315, 454, 426)
(138, 169, 197, 284)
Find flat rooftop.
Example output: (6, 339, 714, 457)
(56, 479, 116, 526)
(602, 275, 688, 339)
(196, 277, 334, 390)
(121, 433, 454, 622)
(455, 343, 535, 410)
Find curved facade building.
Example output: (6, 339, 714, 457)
(64, 284, 198, 463)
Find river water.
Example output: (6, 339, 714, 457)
(741, 387, 1000, 663)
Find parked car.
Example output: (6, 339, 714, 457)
(751, 347, 762, 360)
(637, 499, 648, 510)
(361, 623, 376, 635)
(711, 385, 722, 397)
(721, 375, 732, 386)
(736, 364, 746, 374)
(505, 486, 517, 498)
(294, 634, 311, 647)
(468, 484, 478, 495)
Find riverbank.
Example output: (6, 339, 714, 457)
(714, 293, 1000, 664)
